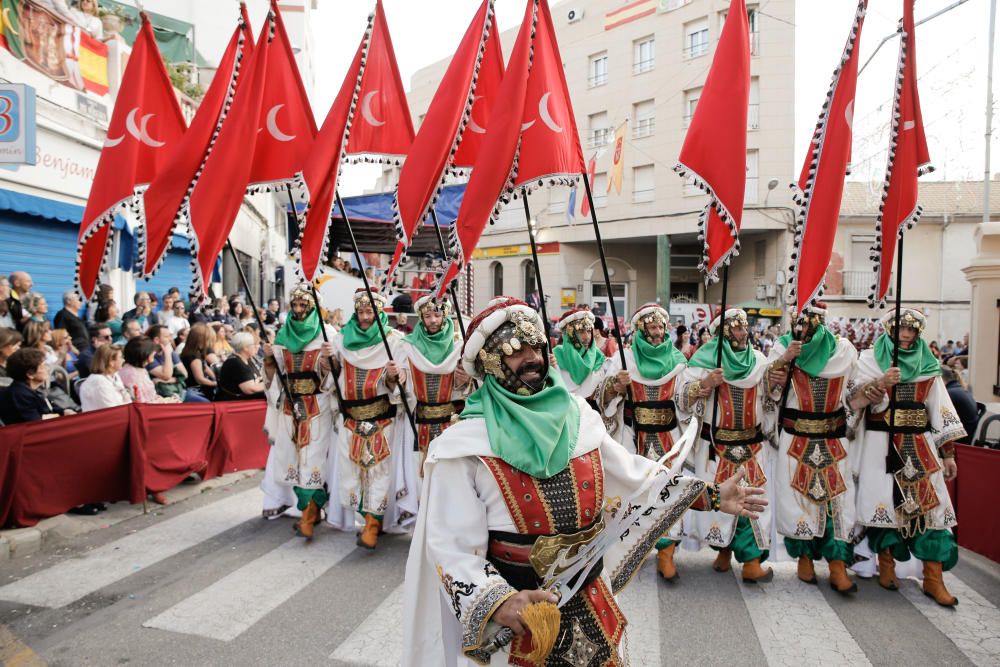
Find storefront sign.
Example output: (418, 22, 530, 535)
(0, 83, 36, 165)
(471, 242, 560, 259)
(560, 288, 577, 308)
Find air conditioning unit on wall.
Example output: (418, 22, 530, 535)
(567, 8, 584, 23)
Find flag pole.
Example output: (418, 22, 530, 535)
(307, 280, 348, 416)
(334, 189, 419, 440)
(428, 208, 469, 341)
(520, 187, 550, 329)
(887, 234, 905, 447)
(225, 239, 299, 419)
(708, 264, 730, 449)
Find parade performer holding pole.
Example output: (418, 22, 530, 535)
(397, 295, 471, 474)
(330, 288, 407, 550)
(599, 302, 692, 582)
(766, 303, 860, 592)
(402, 297, 766, 666)
(681, 308, 773, 582)
(260, 285, 340, 540)
(851, 309, 964, 606)
(549, 308, 608, 410)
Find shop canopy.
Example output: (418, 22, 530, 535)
(103, 0, 210, 66)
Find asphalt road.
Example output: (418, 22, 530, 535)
(1, 473, 998, 667)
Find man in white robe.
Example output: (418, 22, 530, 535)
(549, 307, 608, 410)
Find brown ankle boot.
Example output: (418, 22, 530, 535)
(829, 560, 858, 594)
(922, 561, 958, 607)
(296, 500, 319, 540)
(357, 515, 381, 550)
(712, 548, 732, 573)
(877, 549, 898, 591)
(657, 543, 679, 582)
(797, 556, 817, 584)
(741, 558, 774, 583)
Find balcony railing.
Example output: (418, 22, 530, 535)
(632, 119, 655, 139)
(683, 41, 709, 59)
(633, 58, 655, 75)
(744, 177, 758, 204)
(682, 113, 693, 129)
(841, 271, 874, 299)
(748, 103, 759, 130)
(751, 31, 760, 56)
(587, 130, 612, 149)
(588, 72, 608, 88)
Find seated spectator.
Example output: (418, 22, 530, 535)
(0, 348, 76, 424)
(146, 325, 207, 403)
(77, 323, 112, 379)
(188, 296, 211, 325)
(942, 364, 979, 445)
(210, 297, 233, 325)
(0, 328, 22, 379)
(122, 291, 159, 330)
(95, 299, 123, 340)
(53, 290, 89, 351)
(50, 328, 80, 377)
(85, 283, 114, 325)
(393, 312, 413, 334)
(119, 337, 181, 404)
(0, 277, 13, 329)
(7, 271, 33, 331)
(79, 345, 131, 411)
(329, 308, 344, 332)
(941, 339, 955, 357)
(217, 332, 266, 401)
(164, 300, 190, 338)
(181, 323, 218, 400)
(27, 293, 50, 324)
(115, 318, 142, 346)
(264, 298, 280, 326)
(391, 292, 413, 314)
(22, 320, 58, 366)
(929, 340, 942, 359)
(229, 301, 248, 327)
(158, 292, 176, 317)
(210, 321, 234, 359)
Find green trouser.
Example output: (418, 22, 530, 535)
(293, 486, 329, 512)
(784, 509, 853, 563)
(357, 493, 383, 521)
(711, 516, 768, 563)
(867, 526, 958, 571)
(656, 538, 681, 551)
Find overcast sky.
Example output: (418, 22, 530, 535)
(302, 0, 996, 196)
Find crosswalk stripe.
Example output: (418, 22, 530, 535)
(144, 532, 357, 641)
(736, 561, 872, 666)
(616, 557, 662, 666)
(0, 489, 262, 609)
(329, 584, 404, 665)
(898, 573, 1000, 667)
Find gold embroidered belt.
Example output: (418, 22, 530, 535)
(415, 400, 464, 424)
(780, 408, 847, 438)
(867, 402, 929, 434)
(343, 396, 396, 422)
(487, 517, 605, 591)
(624, 399, 678, 433)
(285, 370, 321, 397)
(701, 424, 764, 447)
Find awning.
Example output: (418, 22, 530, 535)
(0, 188, 126, 229)
(738, 300, 783, 318)
(288, 183, 465, 256)
(104, 0, 210, 67)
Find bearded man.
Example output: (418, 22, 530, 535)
(397, 295, 471, 474)
(550, 308, 607, 408)
(600, 302, 692, 582)
(403, 297, 766, 666)
(330, 288, 405, 550)
(852, 308, 965, 606)
(260, 285, 338, 540)
(766, 303, 859, 593)
(681, 308, 774, 583)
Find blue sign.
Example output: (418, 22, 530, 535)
(0, 84, 36, 165)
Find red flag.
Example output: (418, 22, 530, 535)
(138, 6, 254, 277)
(296, 0, 413, 282)
(869, 0, 932, 306)
(788, 0, 867, 314)
(388, 0, 503, 283)
(436, 0, 585, 298)
(247, 0, 316, 189)
(75, 14, 185, 299)
(673, 0, 750, 283)
(580, 153, 596, 218)
(185, 12, 273, 296)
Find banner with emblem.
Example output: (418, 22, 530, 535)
(607, 121, 625, 195)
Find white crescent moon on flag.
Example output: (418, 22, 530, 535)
(266, 104, 296, 142)
(844, 100, 854, 131)
(137, 113, 166, 147)
(521, 119, 535, 132)
(361, 91, 385, 127)
(538, 92, 562, 133)
(468, 95, 486, 134)
(104, 132, 125, 148)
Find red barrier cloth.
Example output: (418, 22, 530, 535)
(953, 444, 1000, 563)
(0, 401, 268, 528)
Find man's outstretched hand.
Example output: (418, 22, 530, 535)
(718, 468, 768, 519)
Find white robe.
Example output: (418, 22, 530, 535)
(680, 350, 773, 551)
(766, 337, 859, 545)
(402, 396, 707, 666)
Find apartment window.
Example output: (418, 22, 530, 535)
(745, 149, 759, 204)
(683, 87, 701, 128)
(748, 77, 760, 130)
(588, 111, 611, 149)
(633, 36, 655, 74)
(632, 99, 655, 139)
(491, 262, 504, 297)
(593, 172, 609, 208)
(845, 235, 877, 298)
(592, 283, 627, 321)
(633, 165, 655, 203)
(684, 18, 709, 59)
(522, 260, 537, 302)
(720, 5, 759, 55)
(589, 52, 608, 87)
